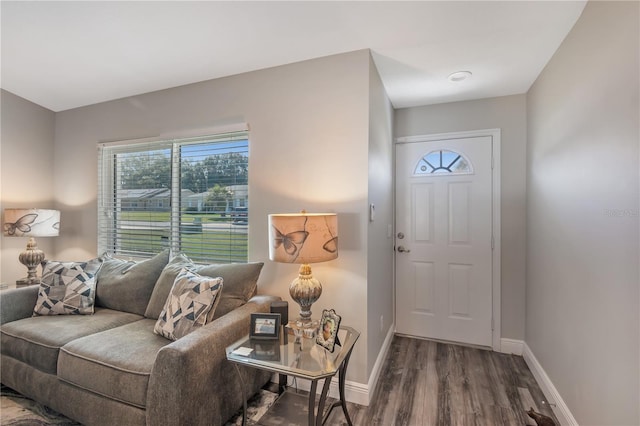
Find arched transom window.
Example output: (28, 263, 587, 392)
(413, 149, 473, 175)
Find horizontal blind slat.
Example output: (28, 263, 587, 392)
(98, 132, 249, 263)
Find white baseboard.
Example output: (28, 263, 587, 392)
(500, 338, 524, 355)
(272, 325, 395, 407)
(290, 375, 370, 407)
(523, 342, 578, 426)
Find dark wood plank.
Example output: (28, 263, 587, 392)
(511, 354, 557, 420)
(489, 352, 532, 425)
(393, 338, 421, 426)
(459, 345, 492, 425)
(363, 335, 411, 425)
(409, 339, 438, 425)
(434, 342, 453, 426)
(519, 387, 541, 426)
(477, 348, 512, 409)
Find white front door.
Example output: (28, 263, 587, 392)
(395, 135, 494, 347)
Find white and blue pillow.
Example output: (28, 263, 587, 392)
(154, 268, 223, 340)
(33, 258, 102, 315)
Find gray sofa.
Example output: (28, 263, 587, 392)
(0, 250, 278, 425)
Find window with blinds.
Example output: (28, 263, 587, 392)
(98, 132, 249, 263)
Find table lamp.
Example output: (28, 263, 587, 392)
(268, 211, 338, 334)
(3, 208, 60, 285)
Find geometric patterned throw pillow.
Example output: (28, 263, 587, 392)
(33, 259, 102, 316)
(154, 268, 223, 341)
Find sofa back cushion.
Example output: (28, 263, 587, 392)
(96, 250, 169, 315)
(144, 259, 263, 320)
(196, 262, 263, 319)
(144, 253, 195, 319)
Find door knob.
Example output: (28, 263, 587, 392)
(397, 246, 411, 253)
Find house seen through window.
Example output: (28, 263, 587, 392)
(98, 132, 249, 263)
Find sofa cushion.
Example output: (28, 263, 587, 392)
(34, 258, 103, 315)
(145, 260, 263, 321)
(96, 250, 169, 315)
(154, 269, 223, 340)
(196, 262, 264, 319)
(58, 319, 170, 409)
(144, 253, 195, 319)
(0, 308, 143, 375)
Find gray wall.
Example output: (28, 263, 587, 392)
(0, 49, 398, 400)
(50, 50, 378, 388)
(394, 94, 528, 340)
(526, 2, 639, 425)
(367, 53, 394, 377)
(0, 90, 56, 284)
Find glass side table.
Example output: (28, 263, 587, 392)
(226, 325, 359, 426)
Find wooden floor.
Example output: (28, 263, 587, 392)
(322, 335, 558, 426)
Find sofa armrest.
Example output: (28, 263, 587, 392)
(146, 294, 280, 426)
(0, 286, 38, 325)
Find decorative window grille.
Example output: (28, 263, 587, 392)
(413, 149, 473, 175)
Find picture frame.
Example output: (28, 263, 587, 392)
(250, 312, 281, 340)
(316, 309, 341, 352)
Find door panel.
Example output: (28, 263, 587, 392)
(414, 261, 435, 313)
(395, 136, 493, 347)
(448, 182, 471, 244)
(412, 183, 433, 242)
(449, 263, 472, 318)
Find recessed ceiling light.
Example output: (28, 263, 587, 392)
(448, 71, 472, 82)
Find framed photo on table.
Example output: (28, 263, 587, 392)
(250, 313, 281, 340)
(316, 309, 341, 352)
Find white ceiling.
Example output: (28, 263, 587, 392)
(1, 1, 586, 112)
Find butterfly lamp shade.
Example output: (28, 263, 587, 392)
(3, 208, 60, 285)
(268, 212, 338, 332)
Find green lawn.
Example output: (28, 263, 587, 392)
(119, 211, 230, 223)
(115, 210, 247, 262)
(116, 228, 247, 263)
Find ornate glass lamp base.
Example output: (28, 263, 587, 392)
(286, 319, 319, 339)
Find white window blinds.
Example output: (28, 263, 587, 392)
(98, 131, 249, 263)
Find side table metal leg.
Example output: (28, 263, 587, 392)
(308, 380, 318, 426)
(232, 363, 247, 426)
(315, 377, 333, 426)
(321, 350, 355, 425)
(338, 349, 354, 426)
